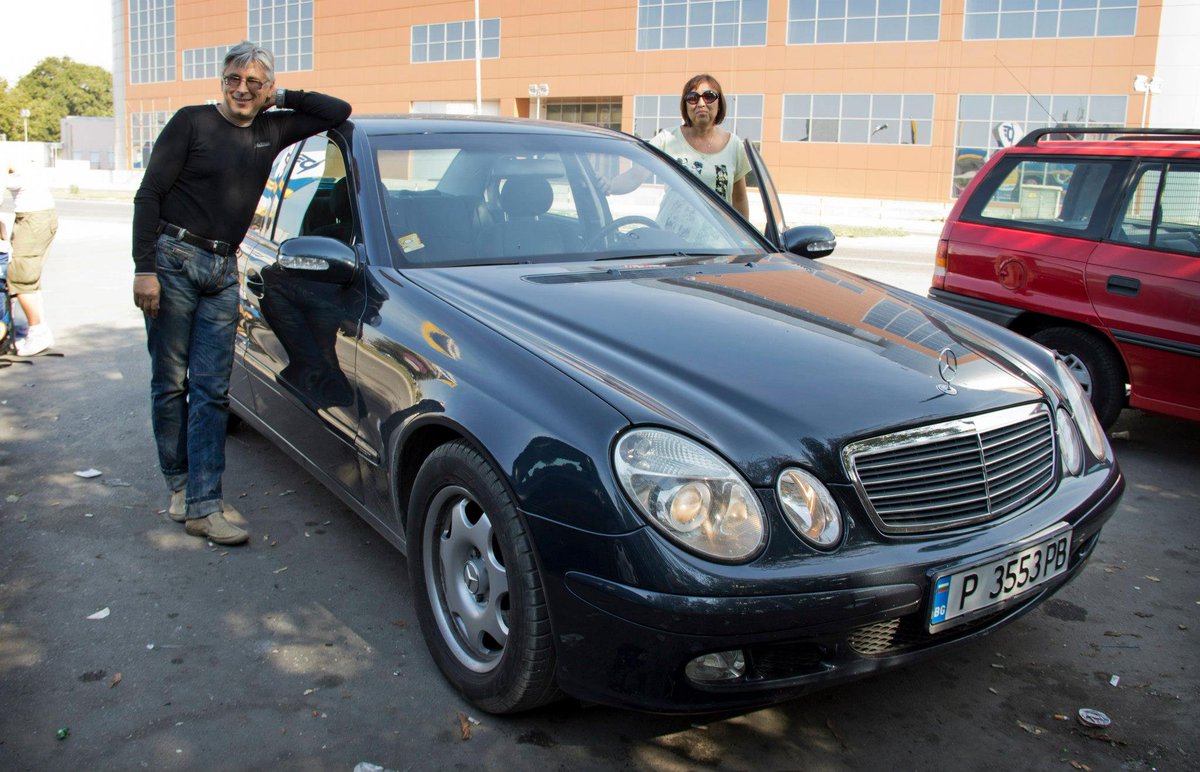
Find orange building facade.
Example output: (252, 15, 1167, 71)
(114, 0, 1187, 203)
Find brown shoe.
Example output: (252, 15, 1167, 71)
(185, 510, 249, 546)
(168, 490, 187, 523)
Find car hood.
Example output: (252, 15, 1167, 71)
(402, 255, 1047, 484)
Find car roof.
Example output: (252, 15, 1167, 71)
(1010, 140, 1200, 158)
(342, 113, 633, 140)
(1008, 126, 1200, 158)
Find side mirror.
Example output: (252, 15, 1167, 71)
(278, 236, 357, 284)
(782, 225, 837, 259)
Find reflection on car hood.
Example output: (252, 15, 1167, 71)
(403, 255, 1045, 483)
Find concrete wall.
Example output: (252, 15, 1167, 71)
(61, 117, 117, 170)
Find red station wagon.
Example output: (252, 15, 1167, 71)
(930, 127, 1200, 428)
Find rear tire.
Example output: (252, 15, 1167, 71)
(1030, 326, 1125, 429)
(407, 440, 559, 714)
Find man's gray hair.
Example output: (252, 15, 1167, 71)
(223, 41, 275, 83)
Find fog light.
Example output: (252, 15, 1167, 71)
(685, 649, 746, 682)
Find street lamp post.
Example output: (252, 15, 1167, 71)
(20, 108, 30, 142)
(527, 83, 549, 120)
(473, 0, 482, 114)
(1133, 75, 1162, 128)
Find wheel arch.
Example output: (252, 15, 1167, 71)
(1009, 312, 1130, 386)
(388, 416, 516, 539)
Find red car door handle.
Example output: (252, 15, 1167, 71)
(1106, 275, 1140, 297)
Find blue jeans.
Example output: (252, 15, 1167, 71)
(144, 234, 239, 519)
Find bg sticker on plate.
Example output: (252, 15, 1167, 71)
(399, 233, 425, 252)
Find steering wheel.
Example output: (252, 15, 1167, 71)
(584, 215, 662, 250)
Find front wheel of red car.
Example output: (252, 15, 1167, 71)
(1031, 327, 1125, 429)
(407, 440, 560, 714)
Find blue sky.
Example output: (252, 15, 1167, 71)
(2, 1, 114, 84)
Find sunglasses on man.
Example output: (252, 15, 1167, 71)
(685, 90, 720, 106)
(222, 74, 266, 92)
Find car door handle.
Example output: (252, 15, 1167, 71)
(1106, 275, 1140, 297)
(245, 269, 264, 297)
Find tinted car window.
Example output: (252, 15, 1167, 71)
(274, 135, 350, 244)
(1111, 163, 1200, 254)
(371, 132, 763, 268)
(970, 156, 1122, 235)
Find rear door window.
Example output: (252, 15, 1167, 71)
(966, 156, 1127, 238)
(1110, 163, 1200, 255)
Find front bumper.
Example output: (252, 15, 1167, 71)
(527, 464, 1124, 713)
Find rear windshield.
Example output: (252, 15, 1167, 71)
(964, 155, 1127, 237)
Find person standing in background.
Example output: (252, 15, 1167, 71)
(4, 159, 58, 356)
(605, 74, 751, 218)
(132, 40, 351, 546)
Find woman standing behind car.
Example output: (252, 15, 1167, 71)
(3, 159, 58, 356)
(606, 74, 751, 218)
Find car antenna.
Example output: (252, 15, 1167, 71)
(993, 53, 1056, 123)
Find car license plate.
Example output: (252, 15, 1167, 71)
(929, 529, 1072, 630)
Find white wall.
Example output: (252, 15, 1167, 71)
(1151, 0, 1200, 127)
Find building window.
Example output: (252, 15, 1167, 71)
(183, 45, 232, 81)
(723, 95, 764, 142)
(249, 0, 313, 72)
(782, 93, 934, 144)
(637, 0, 769, 50)
(633, 94, 763, 141)
(963, 0, 1136, 39)
(545, 100, 623, 131)
(952, 93, 1127, 196)
(131, 110, 173, 168)
(412, 18, 501, 63)
(787, 0, 940, 44)
(129, 0, 175, 84)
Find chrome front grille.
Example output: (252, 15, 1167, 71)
(844, 404, 1057, 535)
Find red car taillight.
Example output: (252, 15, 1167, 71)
(931, 238, 949, 289)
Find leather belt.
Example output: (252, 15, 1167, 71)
(158, 221, 233, 257)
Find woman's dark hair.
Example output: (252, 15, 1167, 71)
(679, 73, 726, 127)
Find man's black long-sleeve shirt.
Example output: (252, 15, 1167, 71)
(132, 90, 352, 273)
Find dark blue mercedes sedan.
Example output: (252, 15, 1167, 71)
(230, 115, 1124, 714)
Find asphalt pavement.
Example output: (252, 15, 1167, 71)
(0, 201, 1196, 770)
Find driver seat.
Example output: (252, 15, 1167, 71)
(477, 176, 571, 258)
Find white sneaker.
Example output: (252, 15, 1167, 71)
(15, 325, 53, 356)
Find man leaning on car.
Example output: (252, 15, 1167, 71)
(131, 40, 351, 545)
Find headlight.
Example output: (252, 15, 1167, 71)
(1055, 359, 1110, 461)
(777, 468, 843, 549)
(1056, 407, 1083, 477)
(613, 429, 765, 562)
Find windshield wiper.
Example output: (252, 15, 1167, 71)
(592, 250, 734, 261)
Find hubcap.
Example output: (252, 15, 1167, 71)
(1060, 352, 1093, 396)
(423, 486, 509, 673)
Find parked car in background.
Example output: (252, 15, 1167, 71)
(930, 127, 1200, 428)
(231, 115, 1123, 714)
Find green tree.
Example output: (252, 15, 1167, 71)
(1, 57, 113, 143)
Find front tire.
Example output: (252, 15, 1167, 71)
(1030, 326, 1125, 429)
(407, 440, 559, 714)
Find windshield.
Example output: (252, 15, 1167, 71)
(370, 131, 765, 267)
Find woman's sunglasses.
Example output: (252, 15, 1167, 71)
(685, 90, 720, 106)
